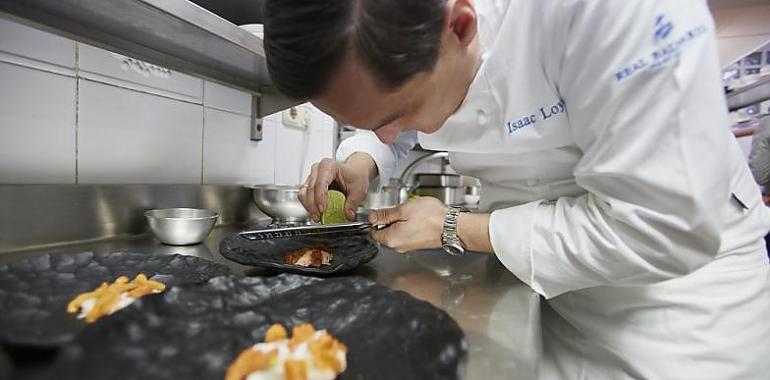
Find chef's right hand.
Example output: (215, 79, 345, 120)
(299, 157, 370, 222)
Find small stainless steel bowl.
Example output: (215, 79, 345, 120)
(249, 184, 310, 224)
(144, 208, 219, 245)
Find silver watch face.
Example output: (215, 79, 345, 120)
(443, 242, 465, 256)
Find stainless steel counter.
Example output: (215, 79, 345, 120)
(1, 224, 542, 380)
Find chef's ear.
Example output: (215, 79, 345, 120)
(447, 0, 478, 47)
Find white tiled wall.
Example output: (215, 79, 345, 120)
(78, 44, 203, 103)
(203, 108, 276, 185)
(0, 16, 75, 72)
(203, 81, 252, 115)
(272, 105, 336, 185)
(78, 80, 204, 184)
(0, 62, 76, 183)
(0, 16, 336, 185)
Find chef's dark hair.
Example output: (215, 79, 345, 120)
(264, 0, 447, 100)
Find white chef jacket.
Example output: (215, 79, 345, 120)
(336, 0, 770, 378)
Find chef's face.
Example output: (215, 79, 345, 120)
(312, 0, 480, 144)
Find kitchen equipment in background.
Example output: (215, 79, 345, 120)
(249, 184, 310, 224)
(144, 208, 219, 245)
(415, 173, 462, 187)
(412, 173, 466, 206)
(390, 151, 481, 206)
(397, 151, 450, 202)
(361, 178, 402, 210)
(464, 177, 482, 206)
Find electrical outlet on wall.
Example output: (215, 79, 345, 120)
(282, 106, 310, 130)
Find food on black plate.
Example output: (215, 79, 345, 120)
(0, 251, 231, 347)
(67, 274, 166, 323)
(226, 323, 347, 380)
(284, 246, 333, 268)
(50, 274, 467, 380)
(220, 234, 378, 275)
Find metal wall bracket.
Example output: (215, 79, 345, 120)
(251, 93, 263, 141)
(250, 88, 303, 141)
(250, 118, 263, 141)
(257, 86, 302, 118)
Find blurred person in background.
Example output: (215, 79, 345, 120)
(748, 115, 770, 255)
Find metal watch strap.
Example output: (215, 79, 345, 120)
(442, 206, 468, 256)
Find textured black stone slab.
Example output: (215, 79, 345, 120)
(0, 346, 10, 380)
(0, 251, 231, 348)
(219, 232, 379, 275)
(51, 274, 467, 380)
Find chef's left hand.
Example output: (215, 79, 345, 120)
(369, 197, 447, 253)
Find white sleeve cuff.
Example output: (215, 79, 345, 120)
(335, 130, 398, 188)
(489, 200, 543, 293)
(490, 199, 582, 299)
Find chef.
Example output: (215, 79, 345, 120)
(263, 0, 770, 378)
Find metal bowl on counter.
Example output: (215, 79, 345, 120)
(144, 208, 219, 245)
(249, 184, 310, 224)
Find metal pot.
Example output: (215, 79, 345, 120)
(413, 174, 465, 205)
(361, 178, 402, 210)
(249, 184, 310, 224)
(414, 173, 462, 187)
(144, 208, 219, 245)
(413, 186, 466, 205)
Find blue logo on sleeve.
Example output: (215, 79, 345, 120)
(614, 19, 707, 82)
(654, 15, 674, 43)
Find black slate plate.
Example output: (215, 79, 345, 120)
(219, 232, 379, 275)
(0, 346, 11, 380)
(51, 274, 467, 380)
(0, 251, 231, 348)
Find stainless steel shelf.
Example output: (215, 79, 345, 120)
(0, 0, 297, 115)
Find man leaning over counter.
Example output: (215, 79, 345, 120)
(263, 0, 770, 378)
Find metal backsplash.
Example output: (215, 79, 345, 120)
(0, 185, 264, 253)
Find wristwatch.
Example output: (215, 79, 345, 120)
(442, 206, 469, 256)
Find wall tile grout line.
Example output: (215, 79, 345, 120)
(0, 55, 76, 79)
(77, 76, 203, 107)
(200, 80, 206, 184)
(203, 104, 253, 118)
(74, 43, 80, 184)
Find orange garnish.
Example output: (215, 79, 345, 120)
(308, 332, 348, 372)
(226, 323, 347, 380)
(66, 282, 108, 313)
(290, 323, 316, 349)
(284, 359, 308, 380)
(225, 348, 277, 380)
(265, 323, 288, 342)
(66, 273, 166, 323)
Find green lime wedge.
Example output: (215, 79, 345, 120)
(321, 190, 348, 224)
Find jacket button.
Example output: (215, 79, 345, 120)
(476, 109, 489, 125)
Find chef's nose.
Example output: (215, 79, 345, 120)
(374, 122, 401, 144)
